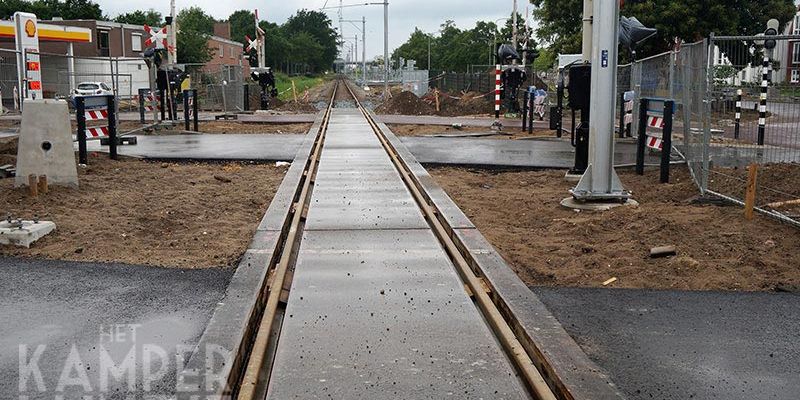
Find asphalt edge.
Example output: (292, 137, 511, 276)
(174, 110, 325, 398)
(371, 111, 626, 400)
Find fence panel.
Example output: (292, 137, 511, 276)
(701, 35, 800, 226)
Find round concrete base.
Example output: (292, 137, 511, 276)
(560, 197, 639, 211)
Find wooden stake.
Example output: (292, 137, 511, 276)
(37, 175, 48, 194)
(435, 89, 440, 112)
(28, 174, 38, 197)
(744, 163, 758, 220)
(291, 80, 298, 103)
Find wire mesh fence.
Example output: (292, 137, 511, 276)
(701, 35, 800, 226)
(185, 63, 244, 112)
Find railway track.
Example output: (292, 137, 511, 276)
(196, 78, 565, 400)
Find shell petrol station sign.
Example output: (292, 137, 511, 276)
(0, 13, 91, 104)
(14, 12, 42, 100)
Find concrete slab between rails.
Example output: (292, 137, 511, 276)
(369, 111, 474, 230)
(175, 110, 324, 397)
(83, 133, 305, 161)
(371, 111, 626, 399)
(378, 114, 534, 128)
(237, 113, 318, 124)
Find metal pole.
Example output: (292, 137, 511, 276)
(362, 17, 366, 85)
(76, 97, 87, 165)
(169, 0, 176, 65)
(192, 89, 199, 132)
(383, 0, 389, 96)
(581, 0, 593, 63)
(67, 43, 76, 92)
(512, 0, 518, 57)
(428, 36, 431, 70)
(107, 95, 118, 160)
(571, 0, 629, 201)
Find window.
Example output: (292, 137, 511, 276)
(230, 47, 235, 59)
(794, 15, 800, 35)
(792, 70, 799, 83)
(794, 43, 800, 64)
(219, 44, 224, 58)
(131, 33, 142, 52)
(98, 30, 109, 57)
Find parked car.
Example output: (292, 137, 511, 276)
(72, 82, 113, 98)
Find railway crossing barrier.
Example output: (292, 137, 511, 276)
(138, 88, 161, 124)
(75, 95, 117, 164)
(75, 95, 137, 165)
(618, 90, 634, 138)
(635, 97, 674, 183)
(183, 89, 199, 132)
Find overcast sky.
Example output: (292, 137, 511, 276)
(96, 0, 525, 60)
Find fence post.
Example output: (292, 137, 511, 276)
(635, 98, 649, 175)
(183, 90, 190, 131)
(522, 90, 529, 131)
(107, 95, 118, 160)
(159, 88, 166, 121)
(661, 100, 674, 184)
(618, 91, 625, 139)
(76, 97, 87, 165)
(734, 89, 742, 139)
(528, 88, 534, 135)
(494, 65, 501, 119)
(192, 89, 199, 132)
(758, 56, 769, 146)
(138, 88, 146, 124)
(243, 84, 250, 111)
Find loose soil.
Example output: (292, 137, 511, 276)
(375, 90, 498, 118)
(0, 156, 287, 269)
(430, 165, 800, 292)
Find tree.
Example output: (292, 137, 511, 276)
(114, 9, 162, 26)
(177, 6, 215, 35)
(531, 0, 797, 60)
(393, 29, 434, 69)
(283, 10, 338, 71)
(1, 0, 103, 20)
(229, 10, 255, 45)
(177, 29, 212, 64)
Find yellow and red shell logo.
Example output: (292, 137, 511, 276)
(24, 19, 36, 37)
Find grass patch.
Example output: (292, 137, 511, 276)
(275, 73, 325, 101)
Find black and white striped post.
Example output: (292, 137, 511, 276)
(758, 56, 769, 146)
(734, 89, 742, 140)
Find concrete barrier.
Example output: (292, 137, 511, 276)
(14, 99, 78, 187)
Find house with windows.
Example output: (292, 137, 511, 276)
(781, 5, 800, 84)
(0, 18, 246, 99)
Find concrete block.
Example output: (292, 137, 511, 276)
(0, 220, 56, 247)
(15, 99, 78, 187)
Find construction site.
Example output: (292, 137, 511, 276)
(1, 1, 799, 399)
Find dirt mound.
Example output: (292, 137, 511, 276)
(426, 91, 494, 117)
(375, 91, 434, 115)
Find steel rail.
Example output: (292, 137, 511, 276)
(342, 80, 559, 400)
(236, 81, 339, 400)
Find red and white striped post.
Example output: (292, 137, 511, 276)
(494, 64, 501, 119)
